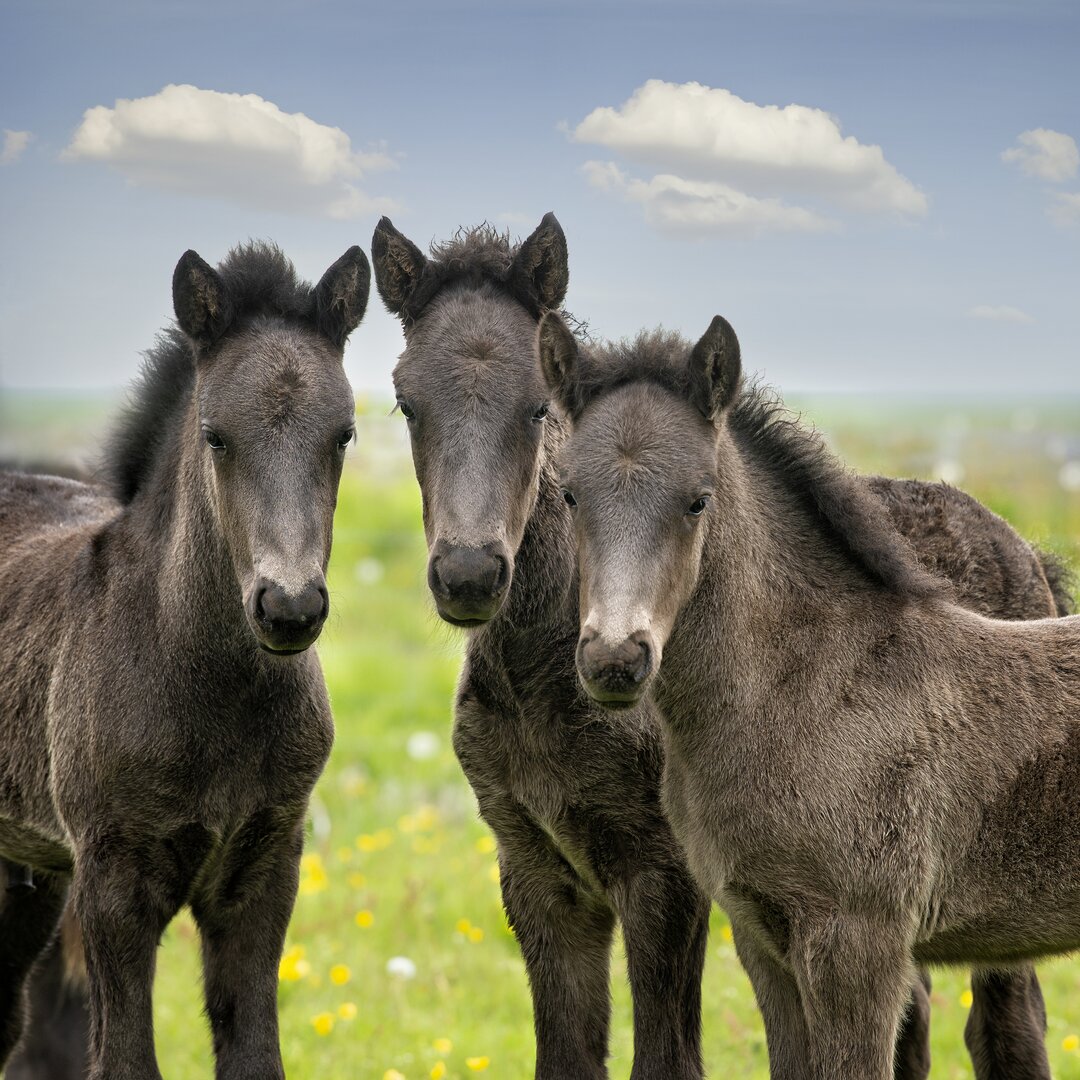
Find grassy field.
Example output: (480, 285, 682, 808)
(3, 390, 1080, 1078)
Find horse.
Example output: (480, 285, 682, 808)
(0, 240, 369, 1079)
(372, 214, 1061, 1078)
(539, 309, 1079, 1080)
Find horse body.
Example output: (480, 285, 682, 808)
(541, 314, 1073, 1079)
(0, 241, 368, 1078)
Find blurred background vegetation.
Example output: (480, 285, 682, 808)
(2, 388, 1078, 1079)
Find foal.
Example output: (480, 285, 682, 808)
(541, 311, 1079, 1080)
(0, 241, 368, 1078)
(374, 216, 1058, 1078)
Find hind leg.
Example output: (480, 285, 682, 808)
(5, 905, 90, 1080)
(964, 966, 1051, 1080)
(0, 862, 69, 1069)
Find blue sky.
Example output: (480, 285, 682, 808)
(1, 0, 1077, 398)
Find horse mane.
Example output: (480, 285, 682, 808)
(104, 242, 315, 504)
(577, 330, 947, 601)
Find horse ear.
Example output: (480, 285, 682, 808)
(537, 311, 580, 415)
(371, 217, 427, 320)
(507, 212, 569, 316)
(688, 315, 741, 420)
(173, 250, 233, 349)
(314, 246, 370, 348)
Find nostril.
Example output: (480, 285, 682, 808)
(253, 585, 268, 623)
(492, 555, 509, 595)
(633, 639, 652, 684)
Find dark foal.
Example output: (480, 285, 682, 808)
(541, 312, 1077, 1080)
(373, 215, 1057, 1078)
(0, 241, 368, 1079)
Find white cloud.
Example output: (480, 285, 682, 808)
(583, 161, 836, 235)
(1048, 191, 1080, 227)
(572, 80, 927, 225)
(1, 130, 32, 165)
(1002, 129, 1078, 183)
(63, 84, 398, 219)
(968, 304, 1034, 324)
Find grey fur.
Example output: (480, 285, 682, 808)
(0, 241, 367, 1078)
(544, 314, 1075, 1080)
(375, 218, 1058, 1078)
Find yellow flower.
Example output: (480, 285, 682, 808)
(338, 1002, 358, 1021)
(383, 1071, 406, 1080)
(456, 918, 473, 935)
(959, 989, 974, 1008)
(355, 909, 375, 928)
(330, 963, 351, 986)
(488, 863, 500, 885)
(719, 924, 734, 943)
(414, 804, 440, 831)
(433, 1037, 453, 1055)
(347, 871, 367, 890)
(278, 945, 311, 982)
(430, 1064, 447, 1080)
(357, 829, 395, 853)
(468, 926, 484, 943)
(475, 834, 496, 854)
(466, 1057, 490, 1071)
(298, 853, 328, 896)
(311, 1012, 335, 1036)
(1063, 1034, 1080, 1053)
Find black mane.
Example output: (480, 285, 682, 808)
(577, 331, 947, 601)
(104, 242, 315, 504)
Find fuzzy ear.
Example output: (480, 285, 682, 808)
(537, 311, 580, 414)
(314, 246, 371, 348)
(506, 212, 569, 316)
(688, 315, 742, 420)
(371, 217, 427, 320)
(173, 250, 233, 349)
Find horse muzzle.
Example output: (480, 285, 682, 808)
(427, 539, 511, 626)
(576, 628, 655, 709)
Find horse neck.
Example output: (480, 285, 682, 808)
(123, 401, 251, 652)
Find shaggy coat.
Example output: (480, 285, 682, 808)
(0, 241, 368, 1079)
(541, 312, 1078, 1080)
(374, 219, 1062, 1079)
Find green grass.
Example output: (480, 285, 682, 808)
(4, 392, 1080, 1078)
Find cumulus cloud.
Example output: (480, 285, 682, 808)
(63, 84, 398, 218)
(1049, 191, 1080, 227)
(571, 80, 927, 233)
(1, 130, 32, 165)
(583, 161, 835, 235)
(1002, 129, 1078, 183)
(968, 304, 1034, 324)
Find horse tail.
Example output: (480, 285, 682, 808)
(1035, 548, 1075, 617)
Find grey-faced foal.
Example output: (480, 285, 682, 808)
(0, 241, 368, 1079)
(373, 216, 1058, 1078)
(541, 311, 1077, 1080)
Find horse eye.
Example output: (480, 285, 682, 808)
(532, 402, 549, 421)
(687, 497, 708, 516)
(338, 427, 355, 450)
(204, 431, 226, 452)
(397, 400, 415, 421)
(562, 489, 577, 508)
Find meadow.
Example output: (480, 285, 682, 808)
(2, 390, 1080, 1079)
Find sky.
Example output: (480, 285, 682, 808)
(1, 0, 1077, 400)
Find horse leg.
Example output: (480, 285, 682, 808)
(0, 865, 69, 1069)
(4, 904, 90, 1080)
(792, 914, 913, 1080)
(612, 857, 709, 1080)
(486, 802, 616, 1080)
(892, 969, 932, 1080)
(731, 920, 810, 1080)
(73, 834, 195, 1080)
(964, 966, 1051, 1080)
(190, 811, 304, 1080)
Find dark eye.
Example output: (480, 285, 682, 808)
(687, 497, 708, 516)
(205, 430, 226, 452)
(532, 402, 549, 421)
(397, 400, 415, 421)
(562, 489, 577, 508)
(338, 427, 355, 450)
